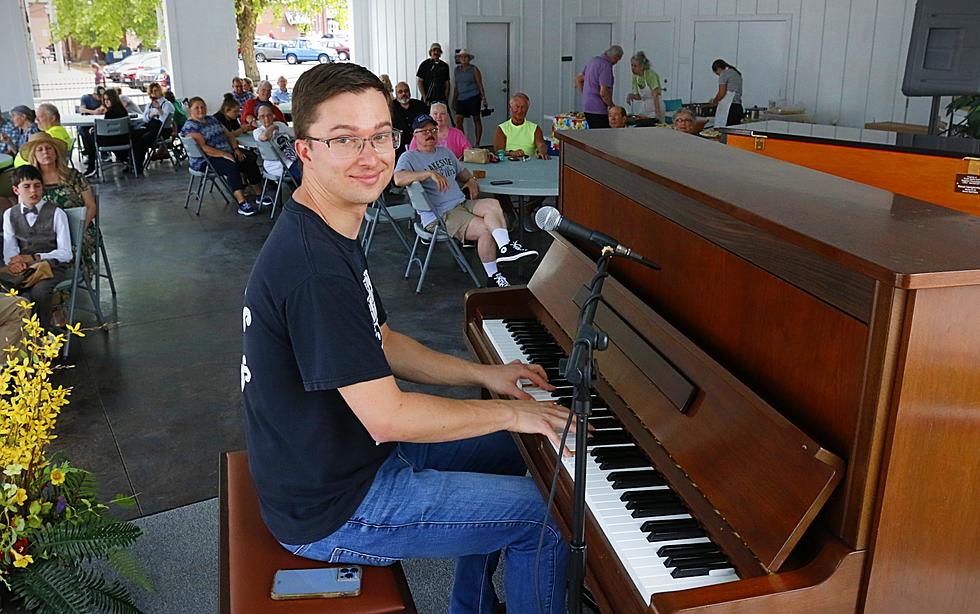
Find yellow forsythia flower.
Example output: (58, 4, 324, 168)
(12, 550, 33, 568)
(66, 323, 86, 338)
(14, 488, 27, 505)
(50, 468, 65, 485)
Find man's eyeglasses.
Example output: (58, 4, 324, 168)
(413, 128, 438, 136)
(305, 130, 401, 158)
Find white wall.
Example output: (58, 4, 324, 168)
(0, 0, 38, 112)
(161, 0, 238, 111)
(352, 0, 932, 128)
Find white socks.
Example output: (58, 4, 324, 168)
(483, 261, 499, 276)
(491, 228, 510, 249)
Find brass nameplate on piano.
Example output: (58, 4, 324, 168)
(574, 286, 698, 413)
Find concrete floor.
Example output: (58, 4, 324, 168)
(51, 160, 553, 519)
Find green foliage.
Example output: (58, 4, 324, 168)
(9, 560, 143, 614)
(237, 0, 349, 79)
(51, 0, 161, 53)
(106, 548, 153, 592)
(28, 517, 142, 562)
(946, 96, 980, 139)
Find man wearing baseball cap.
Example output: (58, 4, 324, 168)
(395, 113, 537, 288)
(416, 42, 451, 105)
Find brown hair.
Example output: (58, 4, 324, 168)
(291, 63, 388, 138)
(103, 88, 123, 109)
(187, 96, 206, 109)
(219, 94, 240, 116)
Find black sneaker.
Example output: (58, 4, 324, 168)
(497, 240, 538, 263)
(487, 272, 510, 288)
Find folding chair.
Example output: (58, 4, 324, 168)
(94, 117, 137, 182)
(142, 115, 179, 172)
(57, 207, 106, 358)
(361, 193, 414, 257)
(253, 135, 295, 218)
(179, 136, 234, 215)
(89, 188, 117, 299)
(403, 182, 481, 294)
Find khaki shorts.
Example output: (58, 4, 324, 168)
(426, 199, 479, 241)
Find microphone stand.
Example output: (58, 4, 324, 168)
(563, 247, 658, 614)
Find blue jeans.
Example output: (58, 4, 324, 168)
(281, 432, 568, 613)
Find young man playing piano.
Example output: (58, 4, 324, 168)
(241, 63, 570, 613)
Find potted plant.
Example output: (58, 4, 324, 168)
(1, 293, 149, 613)
(946, 96, 980, 139)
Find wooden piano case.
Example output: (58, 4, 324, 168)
(465, 128, 980, 613)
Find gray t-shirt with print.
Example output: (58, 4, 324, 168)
(719, 68, 742, 105)
(395, 146, 465, 227)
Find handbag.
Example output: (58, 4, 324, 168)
(462, 148, 490, 164)
(480, 107, 494, 117)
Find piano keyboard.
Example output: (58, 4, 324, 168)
(482, 318, 740, 599)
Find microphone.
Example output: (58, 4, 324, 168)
(534, 206, 660, 269)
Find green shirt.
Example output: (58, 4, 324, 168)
(631, 69, 661, 94)
(499, 119, 538, 156)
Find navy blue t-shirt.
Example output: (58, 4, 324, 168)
(80, 94, 102, 111)
(242, 199, 393, 545)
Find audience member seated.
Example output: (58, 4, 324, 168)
(180, 96, 262, 216)
(214, 95, 249, 137)
(395, 114, 538, 288)
(230, 77, 254, 109)
(607, 105, 628, 128)
(0, 106, 40, 157)
(164, 90, 188, 128)
(125, 82, 175, 175)
(253, 105, 288, 179)
(114, 87, 143, 115)
(379, 73, 394, 100)
(77, 86, 107, 177)
(390, 81, 426, 159)
(243, 78, 254, 95)
(19, 133, 98, 278)
(493, 93, 549, 160)
(2, 165, 72, 331)
(97, 89, 135, 168)
(408, 102, 470, 159)
(13, 103, 73, 167)
(242, 81, 287, 126)
(270, 75, 290, 104)
(672, 108, 701, 135)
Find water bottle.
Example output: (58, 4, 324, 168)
(497, 149, 506, 162)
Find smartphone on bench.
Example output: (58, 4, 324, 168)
(270, 566, 362, 600)
(489, 180, 513, 185)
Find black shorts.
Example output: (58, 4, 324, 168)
(454, 95, 482, 117)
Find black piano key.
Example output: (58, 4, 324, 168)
(588, 416, 621, 429)
(669, 562, 733, 579)
(587, 430, 632, 446)
(620, 490, 681, 504)
(599, 457, 652, 471)
(664, 552, 730, 568)
(657, 543, 722, 558)
(631, 502, 688, 517)
(590, 446, 642, 460)
(608, 470, 667, 489)
(641, 518, 699, 532)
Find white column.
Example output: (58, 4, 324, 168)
(161, 0, 238, 111)
(0, 0, 37, 111)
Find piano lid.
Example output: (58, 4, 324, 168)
(528, 235, 845, 572)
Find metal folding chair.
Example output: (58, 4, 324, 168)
(403, 182, 481, 294)
(142, 115, 179, 172)
(56, 208, 106, 357)
(361, 193, 414, 256)
(94, 117, 137, 182)
(179, 136, 234, 215)
(254, 135, 295, 218)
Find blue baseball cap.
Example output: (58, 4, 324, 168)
(411, 114, 437, 131)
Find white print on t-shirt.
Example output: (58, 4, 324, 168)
(362, 270, 382, 346)
(241, 304, 252, 391)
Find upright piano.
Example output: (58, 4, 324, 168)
(464, 128, 980, 613)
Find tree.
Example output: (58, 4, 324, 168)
(51, 0, 161, 55)
(236, 0, 348, 80)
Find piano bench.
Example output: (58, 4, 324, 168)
(219, 450, 417, 614)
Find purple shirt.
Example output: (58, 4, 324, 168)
(581, 55, 614, 114)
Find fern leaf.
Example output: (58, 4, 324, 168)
(80, 568, 145, 614)
(29, 519, 142, 562)
(8, 559, 90, 614)
(106, 547, 154, 592)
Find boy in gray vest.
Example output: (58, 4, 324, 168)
(3, 165, 72, 330)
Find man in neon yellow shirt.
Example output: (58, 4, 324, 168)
(13, 104, 72, 167)
(493, 93, 550, 160)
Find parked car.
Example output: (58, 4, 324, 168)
(136, 66, 169, 91)
(321, 39, 350, 61)
(108, 52, 152, 82)
(282, 39, 337, 64)
(121, 52, 161, 88)
(253, 40, 287, 62)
